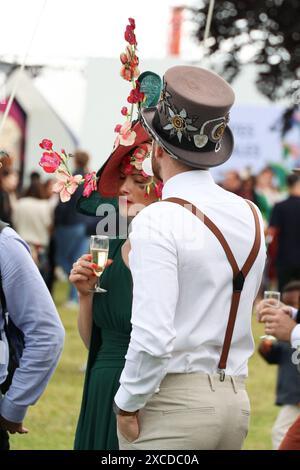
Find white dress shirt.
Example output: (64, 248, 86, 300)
(290, 308, 300, 348)
(115, 170, 266, 411)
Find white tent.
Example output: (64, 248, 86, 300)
(0, 69, 78, 182)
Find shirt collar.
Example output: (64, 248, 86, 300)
(162, 170, 215, 200)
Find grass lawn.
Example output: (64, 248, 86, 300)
(10, 282, 278, 450)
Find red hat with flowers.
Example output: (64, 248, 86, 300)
(37, 18, 163, 213)
(98, 18, 163, 198)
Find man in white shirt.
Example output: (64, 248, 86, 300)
(114, 66, 266, 450)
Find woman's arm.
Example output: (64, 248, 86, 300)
(77, 293, 94, 349)
(69, 254, 97, 349)
(69, 254, 113, 348)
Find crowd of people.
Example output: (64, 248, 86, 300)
(0, 151, 99, 306)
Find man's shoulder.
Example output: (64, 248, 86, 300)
(0, 226, 30, 255)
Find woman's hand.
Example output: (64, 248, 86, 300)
(69, 254, 113, 297)
(69, 254, 96, 297)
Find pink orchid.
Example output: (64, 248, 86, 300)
(39, 139, 53, 151)
(83, 172, 97, 197)
(132, 143, 151, 161)
(39, 151, 61, 173)
(53, 171, 83, 202)
(114, 121, 137, 149)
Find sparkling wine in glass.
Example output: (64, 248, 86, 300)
(260, 291, 280, 341)
(89, 235, 109, 293)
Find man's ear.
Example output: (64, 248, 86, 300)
(156, 145, 164, 158)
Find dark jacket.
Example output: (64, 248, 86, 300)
(259, 341, 300, 406)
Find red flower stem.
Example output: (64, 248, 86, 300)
(58, 150, 75, 178)
(129, 46, 137, 120)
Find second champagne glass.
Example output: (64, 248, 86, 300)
(260, 290, 280, 341)
(89, 235, 109, 294)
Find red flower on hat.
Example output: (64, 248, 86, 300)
(124, 25, 137, 46)
(132, 143, 150, 161)
(120, 65, 134, 82)
(83, 171, 97, 197)
(38, 139, 99, 201)
(39, 139, 53, 151)
(39, 151, 61, 173)
(127, 81, 144, 104)
(129, 18, 135, 28)
(120, 46, 140, 82)
(114, 124, 122, 133)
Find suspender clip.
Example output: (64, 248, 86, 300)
(233, 271, 245, 293)
(218, 368, 225, 382)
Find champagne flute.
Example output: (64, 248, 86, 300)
(260, 291, 281, 341)
(89, 235, 109, 293)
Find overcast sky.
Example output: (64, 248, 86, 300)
(0, 0, 203, 134)
(0, 0, 198, 61)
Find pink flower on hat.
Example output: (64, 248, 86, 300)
(114, 121, 137, 149)
(52, 170, 83, 202)
(39, 151, 61, 173)
(83, 171, 97, 197)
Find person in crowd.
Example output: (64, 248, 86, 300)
(54, 150, 93, 307)
(70, 122, 160, 450)
(221, 170, 243, 196)
(258, 281, 300, 449)
(257, 294, 300, 450)
(43, 179, 59, 293)
(238, 174, 271, 224)
(268, 174, 300, 291)
(0, 169, 19, 226)
(0, 222, 65, 450)
(111, 66, 265, 450)
(12, 179, 53, 284)
(255, 166, 284, 211)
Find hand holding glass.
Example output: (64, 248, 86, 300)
(89, 235, 109, 293)
(260, 291, 280, 341)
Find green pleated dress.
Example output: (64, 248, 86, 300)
(74, 237, 132, 450)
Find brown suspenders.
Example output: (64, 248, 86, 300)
(163, 197, 261, 381)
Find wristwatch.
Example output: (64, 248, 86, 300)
(113, 401, 138, 416)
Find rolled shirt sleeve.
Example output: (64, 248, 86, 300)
(0, 228, 65, 422)
(114, 206, 179, 412)
(291, 324, 300, 349)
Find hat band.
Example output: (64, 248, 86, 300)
(152, 110, 219, 153)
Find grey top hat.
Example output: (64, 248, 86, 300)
(141, 65, 235, 169)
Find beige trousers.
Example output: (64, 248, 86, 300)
(272, 405, 300, 450)
(117, 372, 250, 450)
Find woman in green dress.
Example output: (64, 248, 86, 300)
(70, 122, 162, 450)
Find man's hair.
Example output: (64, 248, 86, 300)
(30, 171, 41, 182)
(282, 280, 300, 293)
(287, 173, 300, 188)
(74, 150, 90, 169)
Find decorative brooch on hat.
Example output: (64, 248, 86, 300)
(160, 78, 229, 153)
(38, 19, 163, 201)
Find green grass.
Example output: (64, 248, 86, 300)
(10, 283, 278, 450)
